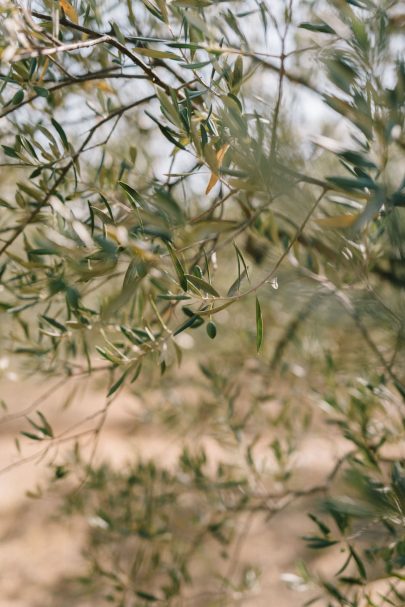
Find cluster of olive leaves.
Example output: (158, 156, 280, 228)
(0, 0, 404, 605)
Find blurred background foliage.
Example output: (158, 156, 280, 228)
(0, 0, 404, 605)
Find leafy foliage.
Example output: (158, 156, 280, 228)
(0, 0, 404, 605)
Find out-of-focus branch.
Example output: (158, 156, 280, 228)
(302, 269, 405, 400)
(270, 291, 328, 370)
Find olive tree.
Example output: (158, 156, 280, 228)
(0, 0, 404, 605)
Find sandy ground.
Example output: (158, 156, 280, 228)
(0, 375, 349, 607)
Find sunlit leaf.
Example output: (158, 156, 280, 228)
(60, 0, 78, 23)
(205, 144, 230, 194)
(133, 48, 181, 60)
(315, 214, 360, 229)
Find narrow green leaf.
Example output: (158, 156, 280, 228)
(308, 513, 331, 536)
(227, 267, 248, 296)
(299, 22, 335, 34)
(51, 118, 69, 149)
(36, 411, 54, 437)
(118, 181, 146, 209)
(122, 259, 147, 291)
(96, 346, 120, 364)
(173, 313, 203, 336)
(130, 363, 142, 383)
(303, 536, 339, 549)
(179, 60, 213, 69)
(33, 86, 49, 98)
(136, 590, 158, 602)
(41, 315, 67, 333)
(167, 243, 188, 291)
(107, 371, 128, 397)
(158, 123, 186, 150)
(99, 194, 114, 221)
(12, 89, 25, 105)
(185, 273, 219, 296)
(256, 296, 263, 352)
(168, 42, 203, 50)
(327, 175, 376, 192)
(2, 145, 19, 159)
(21, 431, 43, 441)
(349, 546, 366, 579)
(133, 47, 181, 60)
(157, 293, 191, 301)
(338, 576, 364, 586)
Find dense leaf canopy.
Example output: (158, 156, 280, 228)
(0, 0, 404, 605)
